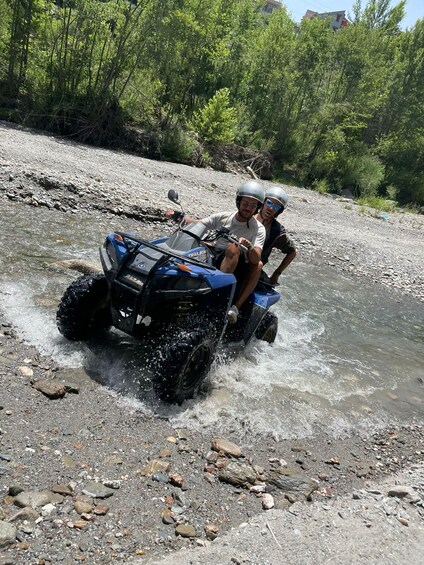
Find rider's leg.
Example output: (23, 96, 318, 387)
(233, 260, 263, 311)
(219, 243, 241, 273)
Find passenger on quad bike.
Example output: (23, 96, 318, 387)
(167, 180, 266, 324)
(255, 186, 297, 287)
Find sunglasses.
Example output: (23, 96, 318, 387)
(265, 199, 282, 212)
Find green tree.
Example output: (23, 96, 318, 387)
(189, 87, 237, 143)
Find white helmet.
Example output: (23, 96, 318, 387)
(236, 180, 265, 212)
(265, 186, 288, 215)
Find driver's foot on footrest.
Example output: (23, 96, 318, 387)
(227, 305, 239, 324)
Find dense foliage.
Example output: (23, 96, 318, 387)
(0, 0, 423, 205)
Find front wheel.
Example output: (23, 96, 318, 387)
(255, 312, 278, 343)
(57, 273, 112, 341)
(151, 329, 216, 404)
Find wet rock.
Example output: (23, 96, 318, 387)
(218, 462, 257, 487)
(0, 521, 16, 547)
(32, 380, 66, 399)
(51, 259, 102, 275)
(211, 438, 242, 458)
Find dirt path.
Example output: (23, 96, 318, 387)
(0, 121, 423, 563)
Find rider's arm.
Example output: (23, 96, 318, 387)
(270, 249, 297, 284)
(269, 233, 297, 284)
(165, 210, 198, 224)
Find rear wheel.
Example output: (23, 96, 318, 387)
(152, 329, 216, 404)
(255, 312, 278, 343)
(57, 274, 111, 340)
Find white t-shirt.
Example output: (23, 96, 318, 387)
(200, 211, 266, 252)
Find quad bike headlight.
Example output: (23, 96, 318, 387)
(158, 275, 208, 292)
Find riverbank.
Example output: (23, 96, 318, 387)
(0, 121, 423, 563)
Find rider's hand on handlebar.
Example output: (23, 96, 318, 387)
(238, 237, 252, 252)
(165, 209, 184, 222)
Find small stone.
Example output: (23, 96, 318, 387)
(211, 438, 242, 458)
(175, 524, 196, 538)
(41, 503, 56, 516)
(14, 491, 51, 509)
(51, 484, 73, 496)
(162, 508, 174, 525)
(8, 506, 39, 522)
(397, 517, 409, 527)
(74, 520, 89, 529)
(140, 459, 170, 476)
(82, 481, 114, 499)
(93, 504, 109, 516)
(169, 472, 184, 488)
(204, 523, 219, 540)
(8, 485, 24, 496)
(0, 521, 16, 548)
(218, 462, 257, 487)
(64, 382, 80, 394)
(388, 486, 418, 501)
(17, 366, 33, 377)
(152, 472, 169, 483)
(102, 479, 121, 489)
(74, 501, 93, 515)
(32, 380, 66, 399)
(262, 493, 274, 510)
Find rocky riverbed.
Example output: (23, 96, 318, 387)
(0, 121, 424, 564)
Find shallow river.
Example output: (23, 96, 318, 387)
(1, 201, 423, 439)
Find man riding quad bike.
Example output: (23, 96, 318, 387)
(57, 189, 280, 404)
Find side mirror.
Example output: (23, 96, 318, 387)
(168, 189, 180, 205)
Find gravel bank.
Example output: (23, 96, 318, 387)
(0, 121, 423, 563)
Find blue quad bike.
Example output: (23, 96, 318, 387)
(57, 190, 280, 404)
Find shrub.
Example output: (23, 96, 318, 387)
(189, 88, 237, 144)
(311, 178, 330, 194)
(356, 196, 397, 213)
(159, 126, 199, 164)
(345, 154, 385, 198)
